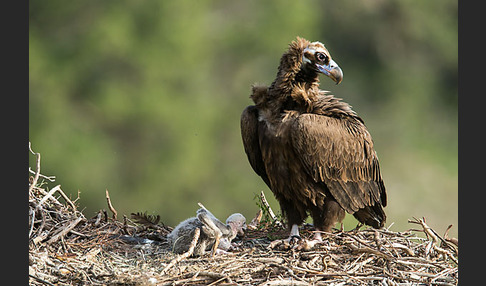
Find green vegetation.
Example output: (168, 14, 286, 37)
(29, 0, 457, 237)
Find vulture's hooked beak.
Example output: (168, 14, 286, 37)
(317, 59, 343, 85)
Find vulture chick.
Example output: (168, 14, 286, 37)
(167, 208, 246, 256)
(241, 37, 387, 243)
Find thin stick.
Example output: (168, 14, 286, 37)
(28, 167, 56, 182)
(161, 227, 200, 274)
(259, 191, 281, 226)
(409, 217, 457, 255)
(347, 243, 395, 261)
(29, 142, 41, 193)
(443, 224, 458, 247)
(47, 216, 83, 244)
(105, 189, 118, 220)
(29, 207, 36, 239)
(248, 209, 263, 230)
(37, 185, 62, 209)
(29, 274, 56, 286)
(260, 279, 310, 286)
(56, 187, 77, 211)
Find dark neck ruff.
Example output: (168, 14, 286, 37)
(294, 65, 319, 85)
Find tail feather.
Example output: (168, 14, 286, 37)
(353, 204, 386, 229)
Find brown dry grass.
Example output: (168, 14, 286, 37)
(29, 146, 458, 285)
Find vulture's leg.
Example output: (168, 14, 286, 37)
(278, 198, 307, 242)
(312, 197, 345, 237)
(285, 199, 343, 251)
(290, 224, 300, 238)
(267, 199, 307, 249)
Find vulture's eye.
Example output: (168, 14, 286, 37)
(316, 52, 327, 63)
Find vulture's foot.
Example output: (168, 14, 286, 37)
(289, 235, 302, 244)
(267, 237, 325, 251)
(291, 230, 335, 251)
(292, 238, 325, 251)
(267, 238, 292, 250)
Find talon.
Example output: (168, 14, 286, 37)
(289, 235, 301, 244)
(267, 239, 290, 250)
(294, 238, 324, 251)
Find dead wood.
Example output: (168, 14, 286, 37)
(105, 189, 118, 220)
(29, 146, 458, 285)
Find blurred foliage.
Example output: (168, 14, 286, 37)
(29, 0, 457, 237)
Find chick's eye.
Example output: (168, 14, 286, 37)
(316, 52, 327, 62)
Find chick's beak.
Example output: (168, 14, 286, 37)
(238, 223, 247, 237)
(317, 59, 343, 85)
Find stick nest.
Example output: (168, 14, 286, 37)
(29, 146, 458, 285)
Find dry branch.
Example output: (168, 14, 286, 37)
(259, 191, 282, 227)
(248, 209, 263, 230)
(29, 142, 41, 193)
(443, 224, 459, 247)
(29, 147, 458, 286)
(105, 189, 118, 220)
(46, 216, 84, 244)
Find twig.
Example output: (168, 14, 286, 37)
(261, 278, 310, 286)
(259, 191, 282, 226)
(408, 217, 458, 259)
(29, 207, 36, 239)
(205, 272, 233, 286)
(408, 217, 439, 243)
(29, 142, 41, 193)
(47, 216, 84, 244)
(28, 168, 56, 182)
(347, 243, 395, 261)
(36, 183, 76, 211)
(391, 242, 415, 256)
(161, 227, 200, 274)
(105, 189, 118, 220)
(37, 185, 62, 209)
(248, 209, 263, 230)
(29, 274, 56, 286)
(56, 187, 77, 211)
(34, 187, 64, 208)
(443, 224, 458, 247)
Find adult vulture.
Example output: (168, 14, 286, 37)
(240, 37, 387, 242)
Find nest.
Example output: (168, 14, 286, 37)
(29, 145, 458, 285)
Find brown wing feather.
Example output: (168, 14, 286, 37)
(290, 113, 387, 214)
(240, 105, 271, 189)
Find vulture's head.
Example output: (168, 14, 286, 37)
(226, 213, 247, 238)
(279, 37, 343, 88)
(300, 39, 343, 85)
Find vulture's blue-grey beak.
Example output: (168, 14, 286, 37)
(317, 59, 343, 85)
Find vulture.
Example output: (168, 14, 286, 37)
(240, 37, 387, 242)
(167, 207, 246, 256)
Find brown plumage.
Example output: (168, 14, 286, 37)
(241, 37, 387, 239)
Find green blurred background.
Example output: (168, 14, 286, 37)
(29, 1, 457, 237)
